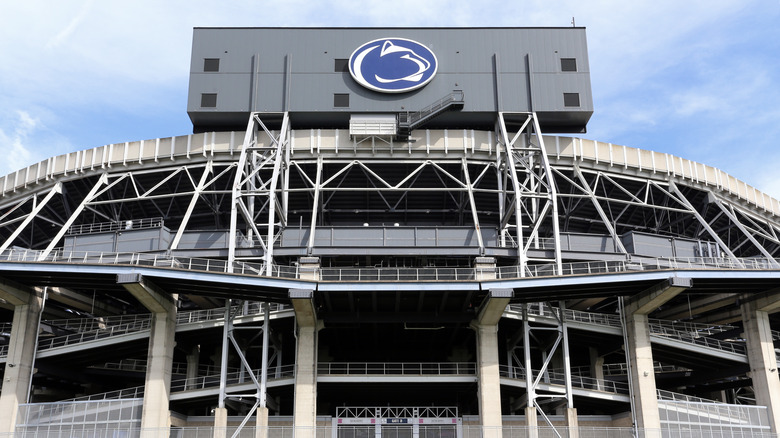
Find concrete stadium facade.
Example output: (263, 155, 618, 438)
(0, 27, 778, 438)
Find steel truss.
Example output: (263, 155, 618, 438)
(507, 302, 573, 437)
(229, 113, 290, 275)
(218, 300, 279, 438)
(497, 113, 562, 274)
(0, 113, 779, 268)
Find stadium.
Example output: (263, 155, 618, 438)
(0, 27, 778, 438)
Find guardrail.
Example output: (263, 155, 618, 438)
(67, 217, 164, 236)
(507, 304, 746, 356)
(0, 302, 287, 359)
(318, 362, 476, 376)
(1, 249, 778, 283)
(499, 365, 629, 395)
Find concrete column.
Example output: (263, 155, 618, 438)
(0, 288, 42, 434)
(624, 311, 661, 436)
(294, 324, 318, 438)
(741, 299, 780, 433)
(473, 289, 511, 438)
(565, 408, 579, 438)
(475, 257, 496, 280)
(213, 407, 228, 438)
(118, 274, 177, 438)
(186, 345, 200, 390)
(475, 323, 503, 438)
(588, 348, 605, 391)
(525, 406, 537, 438)
(256, 405, 269, 438)
(622, 278, 690, 438)
(139, 308, 176, 437)
(291, 288, 319, 438)
(299, 257, 320, 281)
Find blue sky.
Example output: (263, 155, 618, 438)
(2, 1, 780, 198)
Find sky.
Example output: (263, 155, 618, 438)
(1, 1, 780, 197)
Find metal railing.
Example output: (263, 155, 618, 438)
(0, 425, 681, 438)
(67, 217, 164, 236)
(398, 90, 464, 129)
(36, 318, 151, 352)
(499, 365, 629, 395)
(171, 365, 296, 393)
(318, 362, 476, 376)
(1, 249, 778, 284)
(0, 303, 285, 359)
(506, 304, 746, 356)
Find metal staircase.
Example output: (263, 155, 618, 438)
(396, 90, 464, 139)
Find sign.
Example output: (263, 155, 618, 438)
(385, 419, 409, 424)
(349, 38, 438, 93)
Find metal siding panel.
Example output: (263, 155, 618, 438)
(189, 28, 593, 128)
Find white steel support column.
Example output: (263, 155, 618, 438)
(38, 173, 108, 260)
(0, 282, 42, 434)
(291, 289, 319, 438)
(170, 161, 214, 250)
(229, 112, 290, 275)
(214, 300, 274, 438)
(0, 182, 61, 253)
(571, 165, 628, 255)
(667, 181, 742, 266)
(712, 197, 780, 267)
(462, 157, 485, 254)
(559, 302, 578, 437)
(741, 294, 780, 433)
(306, 156, 323, 255)
(497, 112, 562, 275)
(521, 302, 576, 437)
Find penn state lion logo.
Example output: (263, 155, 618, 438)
(349, 38, 438, 93)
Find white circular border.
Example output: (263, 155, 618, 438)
(348, 37, 438, 94)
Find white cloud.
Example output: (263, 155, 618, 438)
(0, 110, 37, 176)
(1, 0, 779, 200)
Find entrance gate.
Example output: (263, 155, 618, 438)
(335, 407, 461, 438)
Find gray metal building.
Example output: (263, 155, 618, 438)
(0, 27, 778, 438)
(187, 27, 593, 133)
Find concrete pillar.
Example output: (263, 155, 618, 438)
(525, 406, 538, 438)
(186, 345, 200, 390)
(118, 274, 177, 438)
(213, 407, 228, 438)
(565, 408, 579, 438)
(294, 324, 318, 438)
(741, 299, 780, 433)
(622, 278, 690, 438)
(624, 311, 661, 437)
(291, 288, 319, 438)
(139, 308, 176, 437)
(475, 257, 496, 280)
(0, 289, 42, 434)
(475, 323, 503, 438)
(256, 406, 269, 438)
(588, 348, 605, 391)
(299, 257, 320, 281)
(473, 289, 511, 438)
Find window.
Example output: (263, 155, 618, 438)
(334, 59, 349, 72)
(334, 93, 350, 108)
(560, 58, 577, 72)
(201, 93, 217, 108)
(203, 58, 220, 72)
(563, 93, 580, 107)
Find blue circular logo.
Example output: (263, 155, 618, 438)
(349, 38, 438, 93)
